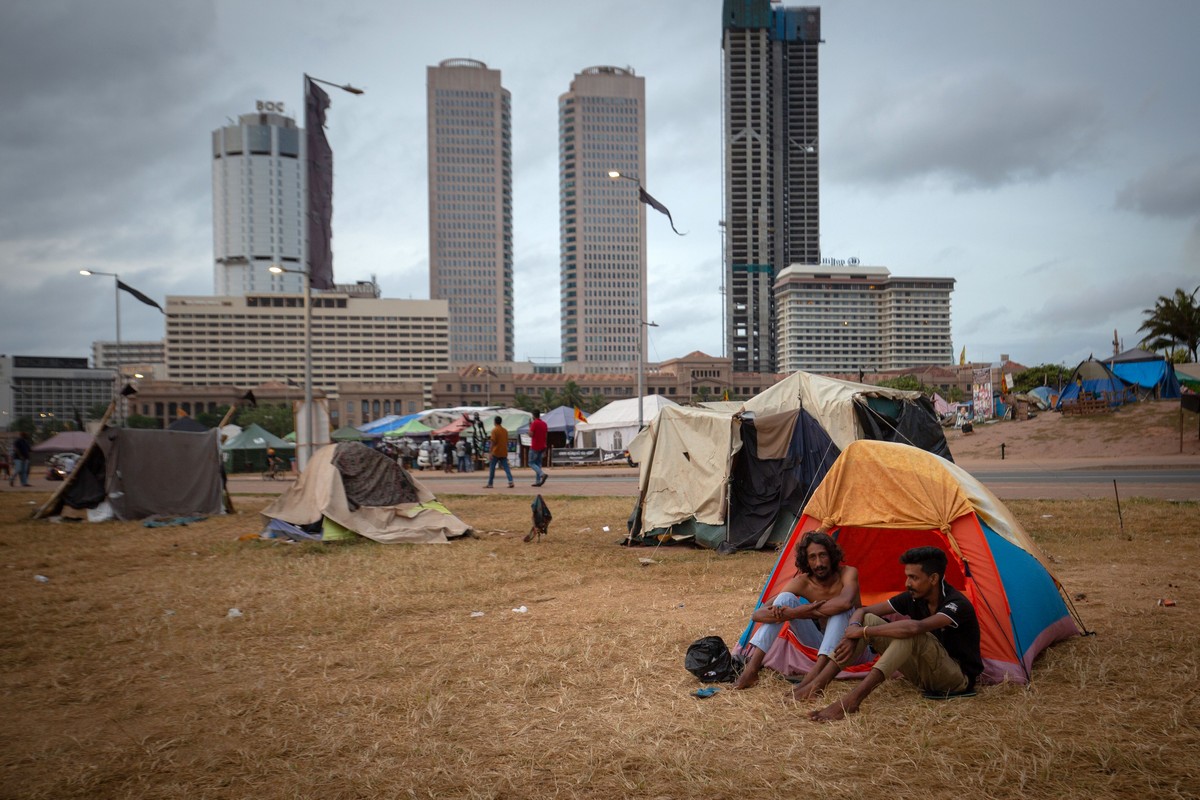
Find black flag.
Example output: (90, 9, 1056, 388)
(305, 76, 336, 290)
(242, 390, 257, 408)
(120, 383, 138, 397)
(637, 186, 686, 236)
(117, 280, 164, 313)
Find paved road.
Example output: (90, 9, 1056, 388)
(224, 458, 1200, 501)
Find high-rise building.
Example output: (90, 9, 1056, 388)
(212, 106, 306, 296)
(775, 264, 954, 373)
(427, 59, 513, 364)
(722, 1, 822, 373)
(559, 66, 646, 372)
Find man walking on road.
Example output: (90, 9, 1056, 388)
(484, 416, 514, 489)
(529, 410, 548, 487)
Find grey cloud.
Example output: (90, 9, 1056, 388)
(831, 73, 1105, 190)
(1116, 154, 1200, 219)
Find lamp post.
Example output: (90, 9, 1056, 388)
(79, 269, 123, 423)
(278, 73, 362, 471)
(474, 365, 495, 406)
(638, 320, 659, 430)
(607, 170, 683, 431)
(270, 264, 315, 467)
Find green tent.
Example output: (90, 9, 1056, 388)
(221, 423, 295, 472)
(331, 425, 366, 442)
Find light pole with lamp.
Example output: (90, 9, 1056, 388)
(638, 320, 659, 430)
(606, 171, 685, 430)
(79, 269, 163, 425)
(280, 73, 362, 470)
(269, 264, 315, 466)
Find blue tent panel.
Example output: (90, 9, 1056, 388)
(984, 523, 1072, 668)
(1111, 360, 1181, 399)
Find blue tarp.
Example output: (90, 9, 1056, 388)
(357, 413, 423, 437)
(1110, 358, 1182, 399)
(1057, 358, 1136, 408)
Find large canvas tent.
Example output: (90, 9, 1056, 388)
(35, 428, 225, 521)
(573, 395, 677, 452)
(261, 442, 471, 544)
(738, 440, 1083, 685)
(1108, 348, 1182, 400)
(626, 372, 953, 552)
(1056, 357, 1136, 409)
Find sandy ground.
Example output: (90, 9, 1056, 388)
(946, 399, 1200, 463)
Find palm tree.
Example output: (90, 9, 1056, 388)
(559, 381, 585, 410)
(539, 388, 559, 411)
(1138, 286, 1200, 362)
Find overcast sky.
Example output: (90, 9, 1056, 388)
(2, 0, 1197, 372)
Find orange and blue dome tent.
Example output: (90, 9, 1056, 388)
(737, 439, 1087, 685)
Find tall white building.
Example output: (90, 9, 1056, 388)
(559, 66, 646, 372)
(212, 107, 306, 295)
(775, 264, 954, 373)
(426, 59, 514, 364)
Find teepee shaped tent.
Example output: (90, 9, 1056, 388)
(738, 440, 1084, 685)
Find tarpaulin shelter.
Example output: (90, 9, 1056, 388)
(1028, 386, 1058, 409)
(31, 431, 93, 453)
(381, 418, 434, 439)
(261, 442, 471, 544)
(330, 425, 366, 442)
(737, 440, 1084, 685)
(34, 428, 225, 521)
(220, 423, 294, 472)
(626, 371, 953, 552)
(1056, 357, 1136, 409)
(357, 413, 423, 438)
(1108, 348, 1182, 400)
(573, 395, 677, 452)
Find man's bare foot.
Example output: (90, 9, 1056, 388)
(808, 700, 853, 722)
(791, 682, 824, 701)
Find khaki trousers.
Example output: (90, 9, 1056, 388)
(844, 613, 969, 694)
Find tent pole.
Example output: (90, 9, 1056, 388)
(32, 402, 116, 520)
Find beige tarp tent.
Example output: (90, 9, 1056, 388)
(261, 443, 471, 544)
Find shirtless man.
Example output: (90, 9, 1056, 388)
(733, 531, 866, 698)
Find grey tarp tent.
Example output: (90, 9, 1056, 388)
(35, 428, 225, 520)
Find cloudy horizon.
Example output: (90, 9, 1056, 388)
(2, 0, 1197, 373)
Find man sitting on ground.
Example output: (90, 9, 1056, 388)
(809, 545, 982, 722)
(734, 531, 867, 699)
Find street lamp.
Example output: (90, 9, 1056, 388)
(474, 365, 496, 406)
(80, 268, 162, 425)
(279, 72, 362, 471)
(638, 320, 659, 430)
(607, 171, 683, 431)
(270, 264, 315, 466)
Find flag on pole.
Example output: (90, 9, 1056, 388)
(573, 407, 587, 423)
(959, 346, 966, 366)
(637, 186, 686, 236)
(305, 75, 336, 290)
(117, 280, 164, 313)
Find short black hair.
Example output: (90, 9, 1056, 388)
(900, 546, 948, 578)
(494, 415, 503, 425)
(533, 410, 541, 419)
(795, 531, 843, 576)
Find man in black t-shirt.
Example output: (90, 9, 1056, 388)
(809, 546, 982, 722)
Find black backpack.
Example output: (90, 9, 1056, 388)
(685, 636, 742, 683)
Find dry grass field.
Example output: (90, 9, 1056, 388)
(2, 485, 1197, 800)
